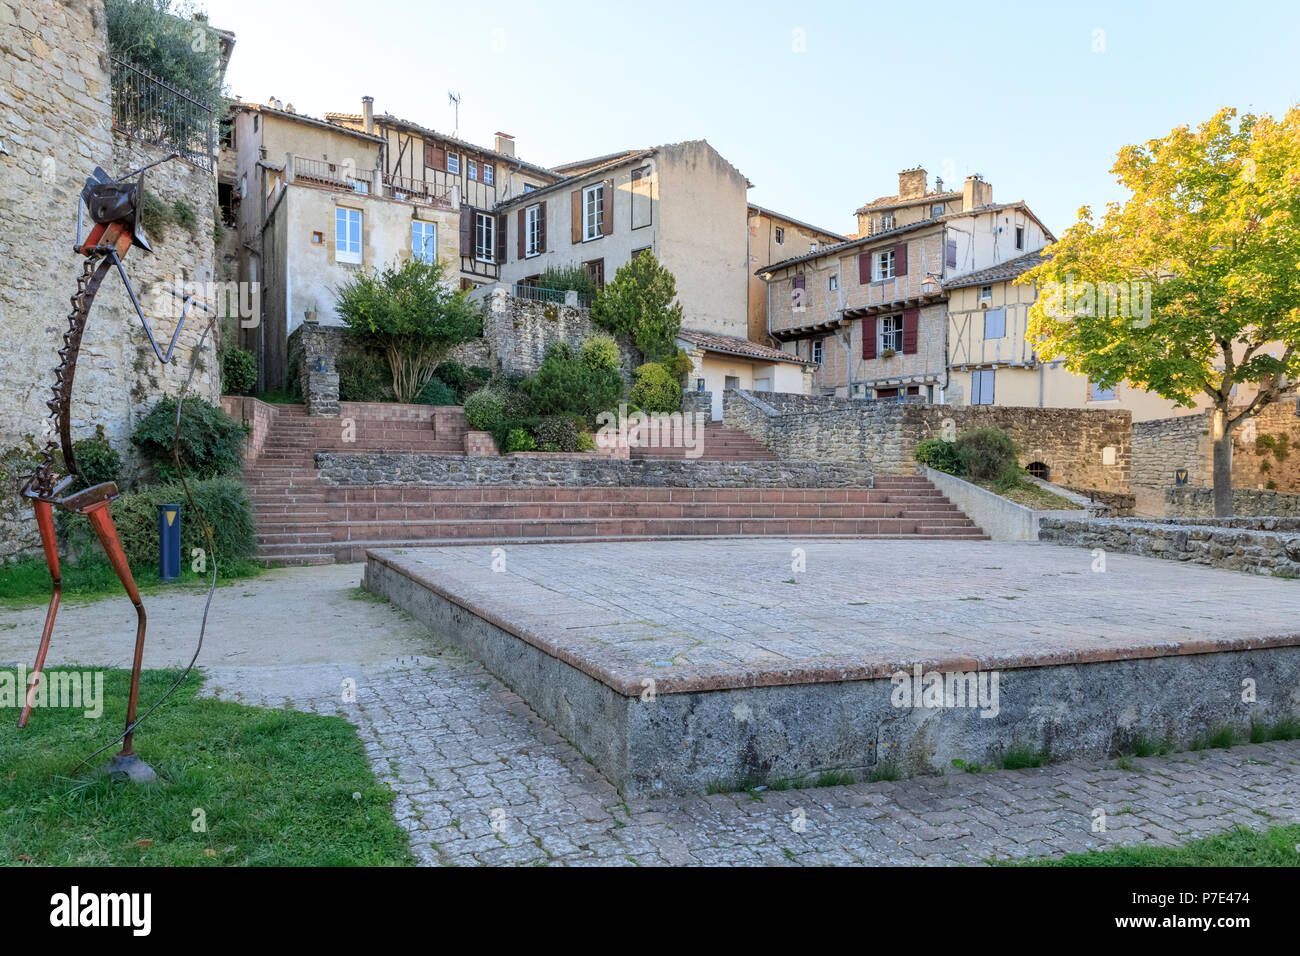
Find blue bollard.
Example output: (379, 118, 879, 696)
(158, 504, 181, 582)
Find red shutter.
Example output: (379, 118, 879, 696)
(902, 308, 919, 354)
(894, 243, 908, 276)
(862, 316, 877, 359)
(517, 208, 526, 259)
(459, 204, 473, 257)
(426, 143, 445, 170)
(571, 189, 582, 243)
(858, 252, 871, 284)
(793, 275, 805, 290)
(601, 179, 614, 236)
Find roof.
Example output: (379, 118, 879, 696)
(756, 201, 1056, 276)
(855, 189, 961, 215)
(493, 149, 657, 209)
(237, 102, 385, 144)
(552, 149, 647, 175)
(943, 250, 1048, 290)
(677, 329, 814, 366)
(747, 204, 846, 242)
(326, 111, 559, 179)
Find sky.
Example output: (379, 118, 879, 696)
(206, 0, 1300, 238)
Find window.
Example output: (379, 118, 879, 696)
(1090, 382, 1116, 402)
(880, 314, 904, 353)
(876, 249, 896, 280)
(775, 226, 785, 244)
(725, 375, 741, 390)
(474, 212, 495, 263)
(828, 274, 838, 292)
(984, 308, 1006, 339)
(525, 204, 542, 257)
(631, 246, 652, 260)
(585, 257, 605, 289)
(812, 339, 825, 365)
(1015, 226, 1025, 250)
(979, 285, 993, 301)
(447, 152, 460, 174)
(467, 158, 478, 181)
(524, 183, 538, 192)
(809, 241, 818, 252)
(972, 369, 995, 405)
(483, 164, 494, 186)
(880, 213, 895, 231)
(931, 203, 945, 218)
(335, 207, 362, 263)
(583, 183, 604, 241)
(411, 221, 436, 263)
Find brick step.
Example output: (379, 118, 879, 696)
(314, 486, 920, 504)
(256, 501, 958, 522)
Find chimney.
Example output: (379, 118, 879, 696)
(362, 96, 374, 135)
(962, 174, 993, 209)
(898, 167, 927, 200)
(494, 132, 515, 157)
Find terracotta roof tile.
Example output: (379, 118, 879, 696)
(677, 329, 814, 365)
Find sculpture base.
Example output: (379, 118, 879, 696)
(95, 753, 159, 783)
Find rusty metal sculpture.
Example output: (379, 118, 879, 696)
(19, 159, 214, 782)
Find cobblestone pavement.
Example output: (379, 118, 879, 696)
(6, 564, 1297, 865)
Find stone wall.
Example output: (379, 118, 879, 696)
(1038, 516, 1300, 577)
(0, 0, 219, 558)
(1166, 487, 1300, 518)
(316, 452, 875, 489)
(289, 323, 342, 416)
(725, 390, 1131, 493)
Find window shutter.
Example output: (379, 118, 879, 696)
(517, 208, 526, 259)
(862, 316, 877, 359)
(459, 204, 473, 257)
(426, 143, 445, 169)
(496, 213, 507, 264)
(601, 180, 614, 236)
(894, 243, 908, 276)
(945, 239, 957, 268)
(571, 189, 582, 243)
(858, 252, 871, 284)
(539, 202, 547, 252)
(793, 275, 805, 290)
(902, 308, 919, 354)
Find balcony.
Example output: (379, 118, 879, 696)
(290, 156, 378, 194)
(383, 174, 455, 207)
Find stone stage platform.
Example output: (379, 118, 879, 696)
(363, 539, 1300, 796)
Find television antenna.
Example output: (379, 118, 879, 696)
(448, 91, 461, 137)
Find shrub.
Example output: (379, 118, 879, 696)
(539, 264, 597, 298)
(575, 431, 596, 452)
(464, 388, 508, 433)
(914, 438, 962, 475)
(338, 347, 394, 403)
(335, 258, 482, 402)
(524, 342, 624, 424)
(72, 426, 123, 491)
(533, 415, 584, 452)
(221, 346, 257, 396)
(131, 397, 249, 482)
(590, 250, 684, 360)
(955, 426, 1020, 483)
(504, 429, 536, 453)
(629, 362, 681, 414)
(433, 360, 492, 402)
(107, 478, 256, 572)
(416, 377, 457, 406)
(580, 334, 621, 372)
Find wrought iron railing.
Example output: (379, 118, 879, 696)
(293, 156, 374, 193)
(383, 174, 454, 204)
(110, 55, 214, 170)
(511, 283, 593, 309)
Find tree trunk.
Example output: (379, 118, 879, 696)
(1210, 406, 1233, 518)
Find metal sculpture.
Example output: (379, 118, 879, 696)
(19, 158, 213, 782)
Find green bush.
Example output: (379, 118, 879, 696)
(338, 347, 394, 403)
(629, 362, 682, 414)
(106, 0, 226, 105)
(539, 264, 597, 298)
(433, 360, 492, 402)
(575, 431, 596, 452)
(580, 334, 620, 372)
(71, 426, 123, 491)
(955, 426, 1020, 483)
(131, 397, 249, 482)
(464, 388, 508, 433)
(221, 346, 257, 396)
(416, 377, 457, 406)
(504, 429, 536, 453)
(109, 478, 256, 572)
(523, 342, 624, 424)
(533, 415, 585, 452)
(590, 250, 684, 360)
(914, 438, 962, 475)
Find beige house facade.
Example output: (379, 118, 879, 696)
(747, 205, 845, 347)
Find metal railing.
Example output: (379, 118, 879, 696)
(110, 55, 214, 170)
(293, 156, 373, 193)
(511, 283, 593, 309)
(383, 174, 454, 205)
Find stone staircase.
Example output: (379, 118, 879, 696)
(629, 423, 777, 461)
(243, 404, 986, 565)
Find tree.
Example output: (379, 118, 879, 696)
(335, 258, 482, 403)
(1020, 107, 1300, 516)
(590, 250, 684, 360)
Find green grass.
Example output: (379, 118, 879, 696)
(1002, 744, 1051, 770)
(0, 669, 411, 866)
(0, 554, 262, 609)
(1015, 824, 1300, 866)
(976, 475, 1082, 511)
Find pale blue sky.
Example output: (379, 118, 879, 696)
(208, 0, 1300, 237)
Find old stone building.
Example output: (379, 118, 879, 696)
(746, 205, 844, 347)
(0, 0, 226, 559)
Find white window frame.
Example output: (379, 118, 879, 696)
(474, 212, 495, 263)
(525, 204, 542, 258)
(876, 249, 896, 281)
(467, 158, 477, 181)
(880, 213, 896, 231)
(812, 339, 825, 365)
(411, 220, 436, 264)
(447, 152, 460, 175)
(828, 274, 838, 292)
(931, 203, 945, 217)
(335, 207, 362, 264)
(775, 226, 785, 245)
(1015, 225, 1025, 250)
(979, 284, 993, 301)
(880, 314, 904, 353)
(583, 183, 604, 241)
(483, 163, 494, 186)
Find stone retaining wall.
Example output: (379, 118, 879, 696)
(1038, 517, 1300, 577)
(316, 452, 874, 488)
(1166, 487, 1300, 518)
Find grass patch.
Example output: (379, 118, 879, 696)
(0, 555, 261, 610)
(1014, 824, 1300, 866)
(816, 769, 855, 788)
(1189, 725, 1242, 751)
(1132, 734, 1173, 758)
(975, 476, 1082, 510)
(1251, 717, 1300, 743)
(254, 389, 303, 405)
(1002, 744, 1051, 770)
(0, 669, 411, 866)
(868, 761, 901, 782)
